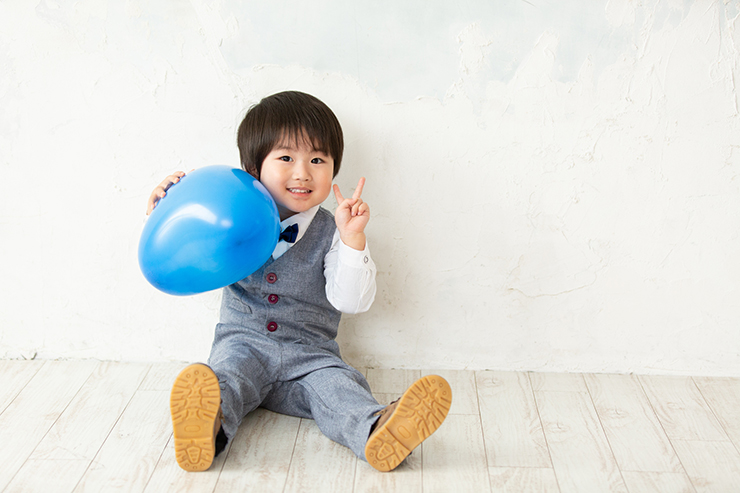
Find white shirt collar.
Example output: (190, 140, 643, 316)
(271, 205, 320, 260)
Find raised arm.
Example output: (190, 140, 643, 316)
(332, 177, 370, 251)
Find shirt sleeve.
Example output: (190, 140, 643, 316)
(324, 229, 377, 314)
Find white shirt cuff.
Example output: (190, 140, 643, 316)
(336, 240, 375, 270)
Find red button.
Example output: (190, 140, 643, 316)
(268, 294, 279, 304)
(267, 321, 278, 332)
(266, 273, 277, 284)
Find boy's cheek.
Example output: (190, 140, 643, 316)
(258, 179, 281, 200)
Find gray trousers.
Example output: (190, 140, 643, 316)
(208, 324, 384, 461)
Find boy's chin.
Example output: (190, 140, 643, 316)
(278, 201, 320, 216)
(277, 204, 304, 220)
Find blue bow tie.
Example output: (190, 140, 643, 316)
(279, 223, 299, 243)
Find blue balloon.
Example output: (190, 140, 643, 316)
(139, 166, 280, 296)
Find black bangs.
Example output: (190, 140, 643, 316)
(275, 125, 329, 156)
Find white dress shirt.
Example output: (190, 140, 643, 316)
(273, 205, 377, 314)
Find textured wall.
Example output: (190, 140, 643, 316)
(1, 0, 739, 375)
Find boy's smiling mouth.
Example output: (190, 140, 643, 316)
(288, 188, 311, 194)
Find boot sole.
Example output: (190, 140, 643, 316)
(365, 375, 452, 472)
(170, 363, 220, 471)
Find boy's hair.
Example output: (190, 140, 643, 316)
(237, 91, 344, 179)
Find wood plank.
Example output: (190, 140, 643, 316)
(489, 467, 560, 493)
(672, 440, 740, 492)
(6, 363, 740, 493)
(639, 376, 727, 441)
(373, 392, 399, 407)
(4, 459, 91, 493)
(423, 369, 479, 415)
(215, 408, 300, 492)
(621, 471, 695, 493)
(30, 362, 150, 460)
(529, 372, 588, 392)
(477, 371, 550, 468)
(73, 390, 172, 492)
(283, 418, 358, 492)
(422, 414, 490, 493)
(138, 362, 187, 391)
(353, 444, 422, 493)
(366, 368, 421, 394)
(0, 360, 97, 491)
(374, 370, 478, 415)
(536, 390, 627, 493)
(584, 373, 683, 473)
(0, 359, 45, 413)
(144, 434, 231, 493)
(692, 376, 740, 447)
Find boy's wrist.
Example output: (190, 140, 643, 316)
(339, 231, 366, 251)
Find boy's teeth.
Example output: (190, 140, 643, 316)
(289, 188, 309, 193)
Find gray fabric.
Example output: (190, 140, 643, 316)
(208, 207, 383, 460)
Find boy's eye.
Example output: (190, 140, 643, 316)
(311, 158, 323, 164)
(280, 156, 292, 162)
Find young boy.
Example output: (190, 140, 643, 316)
(146, 91, 451, 473)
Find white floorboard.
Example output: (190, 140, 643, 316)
(638, 376, 727, 441)
(30, 362, 150, 461)
(477, 370, 550, 468)
(584, 373, 683, 474)
(692, 376, 740, 447)
(422, 414, 491, 493)
(73, 390, 172, 493)
(0, 360, 44, 413)
(671, 440, 740, 493)
(214, 409, 299, 492)
(488, 467, 560, 493)
(283, 419, 358, 493)
(0, 360, 97, 492)
(535, 390, 628, 493)
(2, 361, 740, 492)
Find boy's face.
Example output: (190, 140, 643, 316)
(260, 135, 334, 221)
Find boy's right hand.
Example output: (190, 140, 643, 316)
(146, 171, 187, 215)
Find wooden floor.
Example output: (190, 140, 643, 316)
(1, 360, 740, 492)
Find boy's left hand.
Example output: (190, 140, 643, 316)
(333, 177, 370, 251)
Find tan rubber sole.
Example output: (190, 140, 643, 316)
(170, 363, 221, 472)
(365, 375, 452, 472)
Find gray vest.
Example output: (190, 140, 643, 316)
(218, 207, 341, 344)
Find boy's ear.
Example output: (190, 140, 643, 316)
(242, 163, 260, 180)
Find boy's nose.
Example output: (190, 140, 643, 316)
(292, 161, 311, 180)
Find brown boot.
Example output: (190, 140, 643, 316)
(365, 375, 452, 472)
(170, 363, 222, 471)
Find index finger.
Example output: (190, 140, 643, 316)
(352, 177, 366, 200)
(333, 183, 345, 203)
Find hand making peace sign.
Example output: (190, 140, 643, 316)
(333, 177, 370, 251)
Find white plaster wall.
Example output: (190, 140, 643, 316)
(1, 0, 739, 375)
